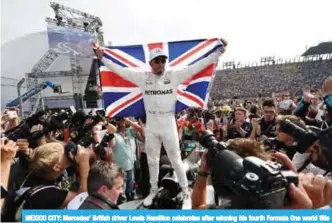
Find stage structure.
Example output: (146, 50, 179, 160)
(26, 2, 104, 112)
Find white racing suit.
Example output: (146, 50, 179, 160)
(101, 46, 224, 206)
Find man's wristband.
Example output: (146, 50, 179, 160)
(198, 171, 209, 178)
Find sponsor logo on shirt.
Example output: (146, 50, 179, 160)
(145, 89, 173, 95)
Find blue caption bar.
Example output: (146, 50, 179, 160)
(22, 210, 331, 223)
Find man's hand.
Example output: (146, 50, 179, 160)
(322, 76, 332, 96)
(274, 152, 313, 209)
(251, 118, 259, 130)
(299, 173, 332, 208)
(96, 47, 104, 60)
(75, 145, 90, 172)
(16, 139, 31, 156)
(123, 117, 130, 124)
(1, 139, 18, 162)
(220, 38, 228, 47)
(235, 121, 242, 131)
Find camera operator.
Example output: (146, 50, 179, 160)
(192, 138, 272, 209)
(78, 161, 124, 209)
(262, 115, 306, 159)
(91, 121, 116, 163)
(1, 142, 90, 222)
(226, 107, 252, 140)
(250, 98, 277, 141)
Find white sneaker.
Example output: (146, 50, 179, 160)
(182, 192, 192, 209)
(143, 189, 158, 207)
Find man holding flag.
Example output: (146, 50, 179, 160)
(96, 38, 227, 209)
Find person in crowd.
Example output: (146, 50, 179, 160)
(262, 115, 306, 159)
(1, 142, 90, 222)
(180, 111, 205, 141)
(78, 161, 124, 209)
(250, 98, 277, 141)
(226, 107, 252, 140)
(1, 139, 18, 207)
(294, 76, 332, 129)
(96, 39, 227, 209)
(109, 118, 141, 202)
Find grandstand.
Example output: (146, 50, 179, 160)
(211, 52, 332, 99)
(302, 41, 332, 56)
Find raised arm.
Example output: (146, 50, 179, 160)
(97, 47, 145, 87)
(171, 40, 226, 86)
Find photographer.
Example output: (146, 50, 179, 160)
(192, 138, 331, 209)
(1, 142, 90, 222)
(263, 115, 306, 159)
(78, 161, 124, 209)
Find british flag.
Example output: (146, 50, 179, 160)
(92, 38, 223, 117)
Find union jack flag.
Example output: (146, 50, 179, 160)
(92, 38, 223, 117)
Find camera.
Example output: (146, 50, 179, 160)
(278, 119, 332, 170)
(65, 111, 112, 163)
(199, 130, 298, 209)
(5, 111, 47, 141)
(94, 132, 115, 160)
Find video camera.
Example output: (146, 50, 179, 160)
(199, 130, 298, 209)
(278, 119, 332, 170)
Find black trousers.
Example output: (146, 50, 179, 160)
(136, 152, 150, 197)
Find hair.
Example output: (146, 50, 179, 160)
(262, 98, 276, 108)
(29, 142, 64, 177)
(227, 138, 272, 161)
(249, 105, 258, 115)
(276, 115, 306, 129)
(87, 161, 125, 195)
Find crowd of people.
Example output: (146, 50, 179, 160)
(211, 58, 332, 99)
(1, 42, 332, 219)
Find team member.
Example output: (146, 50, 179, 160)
(96, 39, 227, 209)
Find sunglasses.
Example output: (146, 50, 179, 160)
(153, 58, 167, 64)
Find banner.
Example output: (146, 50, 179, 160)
(22, 209, 332, 223)
(47, 24, 97, 57)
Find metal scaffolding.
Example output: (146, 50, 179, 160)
(26, 2, 104, 111)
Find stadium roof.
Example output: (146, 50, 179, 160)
(302, 41, 332, 56)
